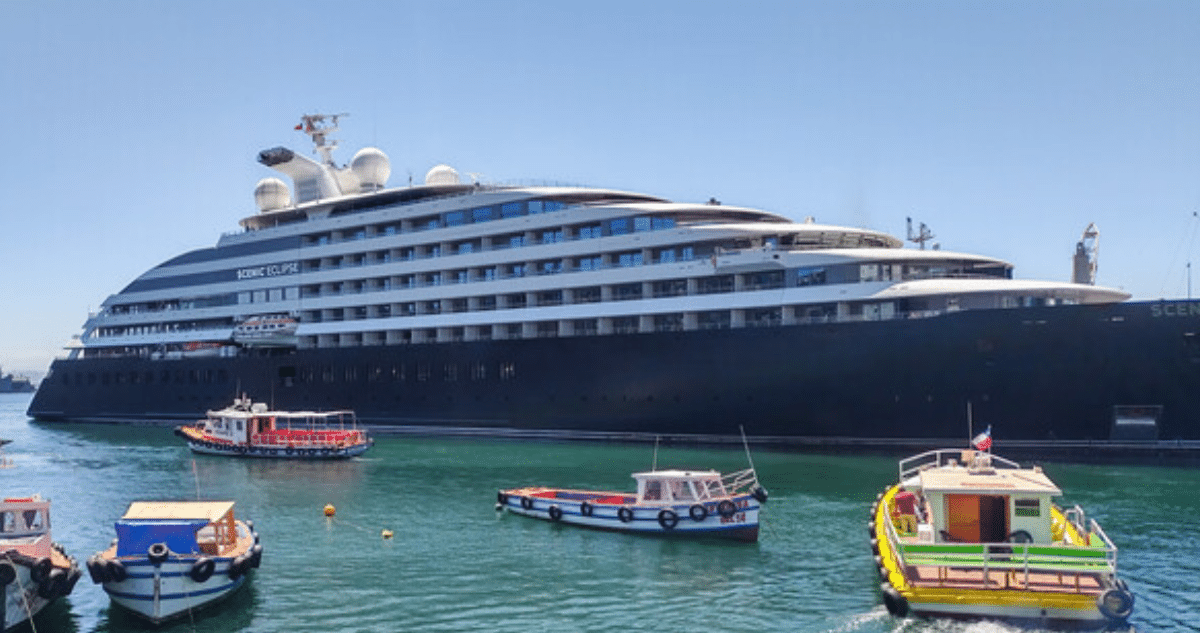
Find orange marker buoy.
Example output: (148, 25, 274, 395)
(323, 504, 336, 517)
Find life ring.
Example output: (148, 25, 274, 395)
(880, 582, 909, 617)
(689, 504, 708, 522)
(618, 507, 634, 523)
(30, 557, 52, 583)
(189, 557, 215, 583)
(657, 509, 679, 530)
(548, 505, 563, 521)
(580, 501, 594, 517)
(147, 542, 170, 566)
(1097, 585, 1135, 621)
(0, 561, 15, 586)
(717, 500, 737, 519)
(751, 486, 769, 503)
(496, 492, 509, 505)
(520, 497, 534, 510)
(37, 568, 65, 599)
(106, 559, 127, 582)
(85, 555, 107, 584)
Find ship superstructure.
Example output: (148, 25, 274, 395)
(29, 115, 1200, 448)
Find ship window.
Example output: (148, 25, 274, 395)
(618, 252, 643, 267)
(657, 248, 676, 263)
(681, 246, 694, 261)
(609, 218, 630, 235)
(614, 283, 642, 300)
(796, 267, 827, 286)
(444, 364, 458, 381)
(634, 217, 652, 232)
(544, 201, 566, 213)
(417, 364, 430, 381)
(236, 420, 243, 432)
(445, 211, 466, 226)
(501, 202, 524, 218)
(500, 362, 516, 380)
(473, 207, 495, 223)
(391, 364, 406, 381)
(471, 362, 487, 380)
(652, 217, 675, 230)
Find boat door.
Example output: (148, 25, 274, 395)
(979, 495, 1008, 542)
(945, 494, 1008, 542)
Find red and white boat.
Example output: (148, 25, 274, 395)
(0, 495, 82, 631)
(175, 397, 373, 459)
(498, 465, 768, 542)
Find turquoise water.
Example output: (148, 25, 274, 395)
(0, 392, 1195, 632)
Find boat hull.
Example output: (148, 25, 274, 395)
(498, 489, 760, 542)
(182, 437, 372, 459)
(28, 301, 1200, 449)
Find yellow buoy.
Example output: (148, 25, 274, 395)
(381, 529, 394, 539)
(323, 504, 336, 517)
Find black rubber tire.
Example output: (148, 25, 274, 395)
(1007, 530, 1034, 543)
(1097, 587, 1134, 621)
(618, 507, 634, 523)
(37, 568, 65, 599)
(86, 555, 107, 584)
(30, 557, 52, 584)
(580, 501, 593, 517)
(147, 542, 170, 566)
(880, 582, 909, 617)
(520, 497, 534, 510)
(689, 504, 708, 522)
(250, 543, 263, 568)
(657, 509, 679, 530)
(0, 561, 16, 586)
(106, 559, 127, 582)
(718, 500, 737, 519)
(189, 557, 215, 583)
(496, 491, 508, 505)
(548, 505, 563, 522)
(228, 555, 247, 580)
(751, 486, 769, 503)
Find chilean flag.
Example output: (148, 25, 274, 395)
(972, 425, 993, 451)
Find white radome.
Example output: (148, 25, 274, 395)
(350, 147, 391, 191)
(425, 164, 460, 186)
(254, 177, 291, 212)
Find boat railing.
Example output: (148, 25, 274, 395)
(721, 467, 759, 494)
(894, 538, 1117, 582)
(897, 449, 1022, 482)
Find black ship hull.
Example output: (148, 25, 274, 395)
(27, 300, 1200, 449)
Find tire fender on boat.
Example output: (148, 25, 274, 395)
(250, 543, 263, 568)
(106, 559, 127, 583)
(0, 561, 15, 586)
(37, 568, 65, 599)
(689, 504, 708, 522)
(658, 509, 679, 530)
(189, 557, 215, 583)
(1097, 583, 1135, 621)
(85, 555, 107, 584)
(30, 557, 52, 584)
(580, 501, 593, 517)
(618, 507, 634, 523)
(717, 500, 737, 519)
(520, 497, 534, 510)
(63, 566, 82, 596)
(228, 555, 248, 580)
(751, 486, 769, 504)
(496, 492, 508, 506)
(880, 582, 909, 617)
(147, 542, 170, 566)
(548, 505, 563, 522)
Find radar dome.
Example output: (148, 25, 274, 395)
(425, 164, 460, 186)
(350, 147, 391, 191)
(254, 178, 291, 212)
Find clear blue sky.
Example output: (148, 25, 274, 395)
(2, 1, 1198, 378)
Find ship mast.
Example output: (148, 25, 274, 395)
(1072, 223, 1100, 285)
(296, 113, 348, 167)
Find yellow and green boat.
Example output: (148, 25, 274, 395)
(870, 449, 1134, 628)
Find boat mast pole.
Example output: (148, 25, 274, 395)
(967, 400, 973, 447)
(740, 425, 757, 473)
(652, 436, 659, 472)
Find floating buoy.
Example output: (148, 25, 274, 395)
(323, 504, 336, 517)
(381, 529, 393, 540)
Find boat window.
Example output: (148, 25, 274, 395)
(1, 512, 14, 532)
(23, 510, 43, 530)
(1014, 498, 1041, 517)
(609, 218, 630, 235)
(473, 207, 496, 223)
(236, 420, 243, 432)
(643, 480, 662, 501)
(671, 481, 696, 501)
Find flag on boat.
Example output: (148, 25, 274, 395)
(972, 425, 992, 451)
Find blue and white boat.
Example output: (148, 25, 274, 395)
(87, 501, 261, 624)
(498, 466, 768, 542)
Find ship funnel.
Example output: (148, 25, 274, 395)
(258, 146, 343, 203)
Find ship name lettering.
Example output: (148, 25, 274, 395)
(236, 261, 300, 280)
(1150, 302, 1200, 318)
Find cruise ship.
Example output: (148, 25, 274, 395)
(28, 115, 1200, 447)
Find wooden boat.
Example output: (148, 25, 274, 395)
(498, 466, 768, 542)
(0, 495, 82, 631)
(175, 397, 373, 459)
(87, 501, 261, 624)
(871, 448, 1135, 628)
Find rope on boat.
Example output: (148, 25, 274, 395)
(12, 561, 37, 633)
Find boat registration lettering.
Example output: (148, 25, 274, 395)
(237, 261, 300, 280)
(721, 512, 747, 524)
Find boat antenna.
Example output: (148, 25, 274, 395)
(740, 425, 757, 473)
(967, 400, 974, 446)
(652, 436, 660, 472)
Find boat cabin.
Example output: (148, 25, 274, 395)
(633, 470, 728, 505)
(0, 496, 53, 557)
(910, 451, 1061, 544)
(116, 501, 240, 557)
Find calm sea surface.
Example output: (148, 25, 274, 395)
(0, 393, 1196, 632)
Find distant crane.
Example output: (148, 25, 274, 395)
(1072, 223, 1100, 285)
(906, 217, 936, 250)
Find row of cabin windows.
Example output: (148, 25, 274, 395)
(56, 362, 519, 387)
(304, 202, 675, 248)
(60, 368, 230, 386)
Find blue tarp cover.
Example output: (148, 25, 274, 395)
(115, 519, 209, 556)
